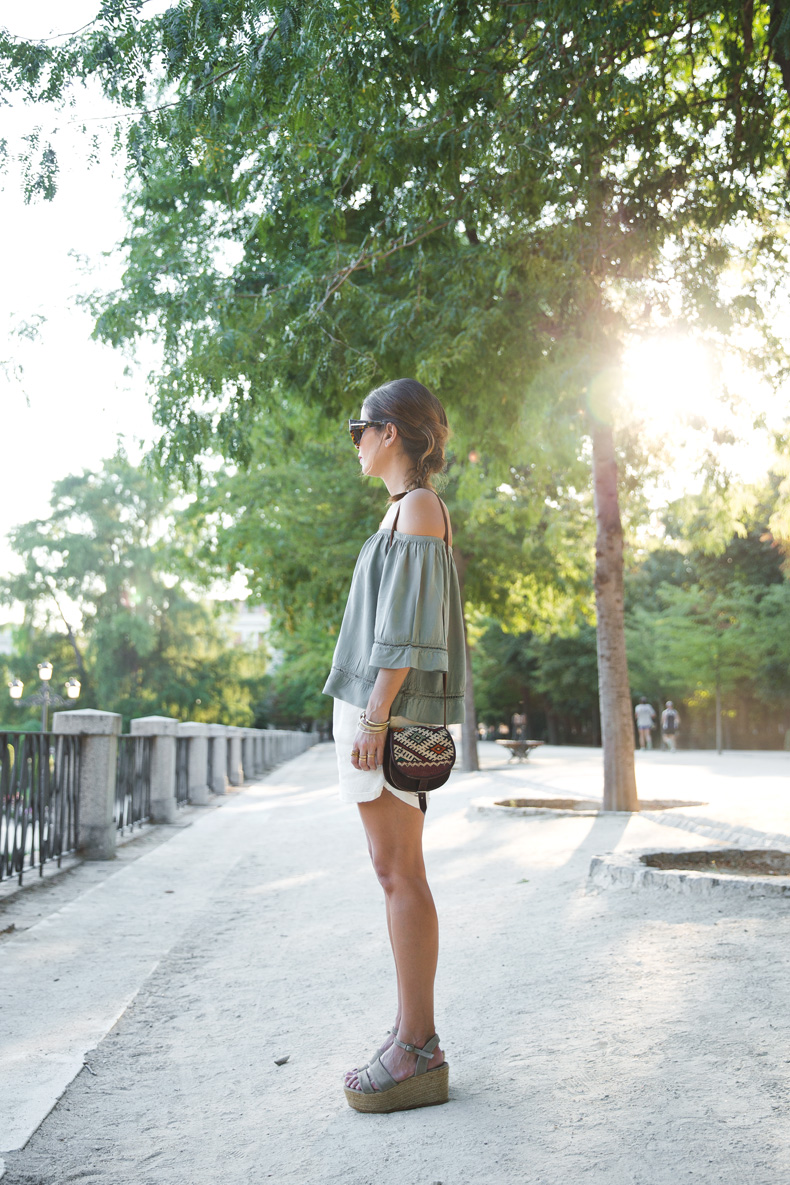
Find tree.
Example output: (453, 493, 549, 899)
(474, 619, 600, 745)
(625, 481, 790, 750)
(4, 2, 790, 804)
(0, 453, 266, 727)
(641, 584, 759, 753)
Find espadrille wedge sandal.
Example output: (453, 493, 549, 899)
(344, 1034, 449, 1113)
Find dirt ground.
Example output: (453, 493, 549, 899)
(2, 743, 789, 1185)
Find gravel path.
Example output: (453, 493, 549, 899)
(2, 743, 789, 1185)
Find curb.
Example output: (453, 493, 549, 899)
(640, 811, 790, 851)
(589, 849, 790, 898)
(470, 797, 706, 820)
(471, 796, 604, 818)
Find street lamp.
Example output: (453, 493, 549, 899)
(6, 665, 81, 732)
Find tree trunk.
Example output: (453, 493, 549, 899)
(461, 628, 479, 771)
(453, 548, 479, 772)
(591, 422, 638, 811)
(47, 583, 87, 679)
(715, 682, 723, 754)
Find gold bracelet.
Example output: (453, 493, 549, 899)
(358, 712, 390, 732)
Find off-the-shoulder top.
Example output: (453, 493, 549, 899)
(322, 515, 466, 725)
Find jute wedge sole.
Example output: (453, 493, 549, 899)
(344, 1062, 449, 1113)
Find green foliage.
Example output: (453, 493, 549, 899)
(184, 411, 384, 634)
(0, 452, 266, 728)
(473, 618, 599, 739)
(0, 623, 76, 731)
(625, 480, 790, 745)
(4, 3, 790, 742)
(254, 622, 337, 727)
(7, 1, 787, 484)
(627, 584, 759, 704)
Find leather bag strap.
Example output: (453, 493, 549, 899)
(387, 503, 401, 551)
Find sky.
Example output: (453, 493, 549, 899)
(1, 4, 165, 592)
(0, 2, 255, 626)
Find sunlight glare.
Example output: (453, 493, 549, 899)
(622, 336, 721, 429)
(622, 333, 779, 509)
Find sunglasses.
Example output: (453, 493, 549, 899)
(348, 419, 387, 448)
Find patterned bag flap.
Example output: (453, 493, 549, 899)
(389, 725, 455, 780)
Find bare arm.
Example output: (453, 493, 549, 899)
(352, 667, 410, 772)
(368, 666, 410, 721)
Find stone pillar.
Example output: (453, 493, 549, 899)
(246, 730, 257, 776)
(176, 721, 210, 805)
(253, 730, 264, 775)
(206, 723, 229, 795)
(227, 726, 244, 786)
(53, 709, 122, 860)
(130, 716, 179, 824)
(240, 730, 254, 782)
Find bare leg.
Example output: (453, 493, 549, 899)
(385, 895, 403, 1029)
(346, 790, 444, 1091)
(343, 845, 401, 1085)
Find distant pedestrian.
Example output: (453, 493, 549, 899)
(511, 708, 527, 741)
(634, 697, 656, 749)
(661, 701, 680, 751)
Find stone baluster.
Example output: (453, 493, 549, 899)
(53, 709, 122, 860)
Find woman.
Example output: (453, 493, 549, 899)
(323, 378, 466, 1113)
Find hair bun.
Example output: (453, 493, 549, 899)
(363, 379, 449, 494)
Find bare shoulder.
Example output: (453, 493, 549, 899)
(397, 489, 452, 543)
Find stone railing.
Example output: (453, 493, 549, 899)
(52, 711, 316, 862)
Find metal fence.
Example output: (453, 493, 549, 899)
(0, 732, 80, 885)
(175, 736, 190, 806)
(115, 735, 152, 834)
(206, 736, 214, 795)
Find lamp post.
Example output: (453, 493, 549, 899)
(7, 664, 81, 732)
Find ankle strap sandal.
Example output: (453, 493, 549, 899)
(344, 1034, 449, 1113)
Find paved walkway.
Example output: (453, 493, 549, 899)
(1, 744, 789, 1184)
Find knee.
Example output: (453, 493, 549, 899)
(370, 858, 424, 896)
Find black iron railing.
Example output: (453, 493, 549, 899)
(0, 732, 80, 885)
(115, 735, 152, 834)
(206, 736, 214, 794)
(175, 735, 189, 806)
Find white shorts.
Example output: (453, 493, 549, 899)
(333, 698, 430, 811)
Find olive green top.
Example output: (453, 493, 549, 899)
(323, 528, 466, 724)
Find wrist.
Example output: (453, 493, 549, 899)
(366, 695, 393, 719)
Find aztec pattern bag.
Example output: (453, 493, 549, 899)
(383, 714, 456, 797)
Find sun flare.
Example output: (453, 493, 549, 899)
(621, 333, 778, 507)
(622, 336, 722, 430)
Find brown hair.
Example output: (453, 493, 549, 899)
(362, 378, 449, 496)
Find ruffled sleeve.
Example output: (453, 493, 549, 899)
(368, 537, 450, 672)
